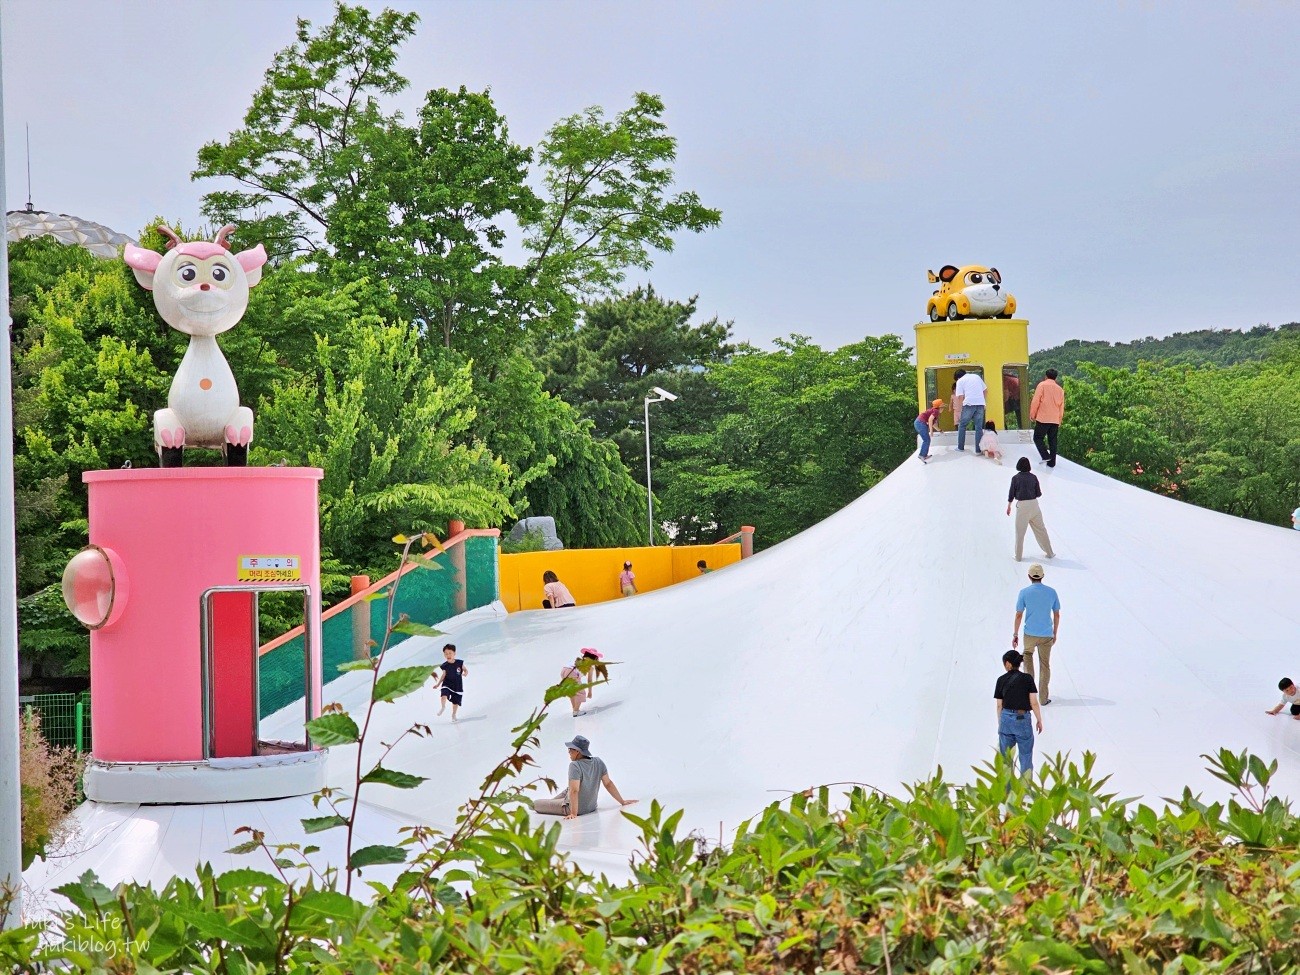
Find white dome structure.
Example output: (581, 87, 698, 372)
(6, 206, 134, 259)
(22, 438, 1300, 916)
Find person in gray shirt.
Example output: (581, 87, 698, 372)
(532, 735, 637, 819)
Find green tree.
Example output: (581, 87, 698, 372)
(1031, 322, 1300, 378)
(522, 93, 721, 336)
(196, 4, 719, 360)
(11, 248, 169, 683)
(537, 285, 735, 473)
(253, 309, 516, 576)
(323, 85, 538, 362)
(7, 236, 102, 344)
(657, 335, 916, 546)
(192, 3, 420, 259)
(471, 353, 645, 548)
(1059, 363, 1186, 495)
(1062, 341, 1300, 527)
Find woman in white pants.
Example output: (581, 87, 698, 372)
(1005, 456, 1055, 561)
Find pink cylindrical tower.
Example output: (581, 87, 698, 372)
(67, 467, 326, 803)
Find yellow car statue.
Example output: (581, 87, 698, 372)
(926, 265, 1016, 321)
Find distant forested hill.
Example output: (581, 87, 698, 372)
(1030, 322, 1300, 377)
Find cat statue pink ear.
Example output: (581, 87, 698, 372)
(123, 243, 162, 290)
(235, 244, 268, 287)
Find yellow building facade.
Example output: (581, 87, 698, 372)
(913, 318, 1031, 432)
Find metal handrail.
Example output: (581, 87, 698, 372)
(713, 525, 756, 558)
(257, 527, 500, 656)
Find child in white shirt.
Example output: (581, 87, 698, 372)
(1266, 677, 1300, 719)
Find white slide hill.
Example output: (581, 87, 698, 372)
(24, 441, 1300, 914)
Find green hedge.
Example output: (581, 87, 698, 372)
(5, 746, 1297, 972)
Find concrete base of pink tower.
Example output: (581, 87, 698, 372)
(84, 748, 328, 805)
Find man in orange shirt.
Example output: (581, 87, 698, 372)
(1029, 368, 1065, 468)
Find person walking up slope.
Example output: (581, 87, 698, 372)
(1006, 457, 1056, 561)
(995, 649, 1043, 775)
(1012, 564, 1061, 705)
(1029, 368, 1065, 468)
(953, 369, 988, 454)
(915, 398, 943, 463)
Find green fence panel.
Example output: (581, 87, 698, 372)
(258, 536, 499, 719)
(463, 536, 499, 610)
(24, 691, 92, 753)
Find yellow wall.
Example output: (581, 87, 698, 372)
(499, 544, 743, 613)
(913, 318, 1030, 431)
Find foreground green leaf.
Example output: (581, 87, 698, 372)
(306, 712, 361, 746)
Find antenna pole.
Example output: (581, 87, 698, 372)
(24, 124, 31, 211)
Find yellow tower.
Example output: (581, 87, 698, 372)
(913, 318, 1030, 432)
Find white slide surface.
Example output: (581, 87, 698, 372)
(25, 440, 1300, 914)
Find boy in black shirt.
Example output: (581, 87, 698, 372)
(994, 649, 1043, 774)
(432, 643, 468, 720)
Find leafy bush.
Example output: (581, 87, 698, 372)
(18, 709, 83, 870)
(6, 740, 1299, 971)
(498, 527, 548, 554)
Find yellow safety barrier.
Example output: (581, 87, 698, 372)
(499, 543, 743, 613)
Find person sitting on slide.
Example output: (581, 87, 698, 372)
(532, 735, 637, 819)
(542, 570, 576, 609)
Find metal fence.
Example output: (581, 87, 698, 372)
(20, 691, 92, 753)
(258, 534, 499, 718)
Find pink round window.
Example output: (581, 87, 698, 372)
(62, 546, 120, 629)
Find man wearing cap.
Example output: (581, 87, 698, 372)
(1012, 564, 1061, 704)
(532, 735, 637, 820)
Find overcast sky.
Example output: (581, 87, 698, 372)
(4, 0, 1298, 353)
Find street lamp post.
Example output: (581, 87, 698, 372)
(642, 387, 678, 545)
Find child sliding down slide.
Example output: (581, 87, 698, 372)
(431, 643, 468, 720)
(561, 648, 608, 716)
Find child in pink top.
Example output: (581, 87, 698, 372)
(542, 570, 576, 609)
(619, 561, 636, 597)
(561, 648, 607, 716)
(979, 421, 1004, 463)
(560, 659, 589, 716)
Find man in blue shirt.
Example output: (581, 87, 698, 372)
(1012, 564, 1061, 704)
